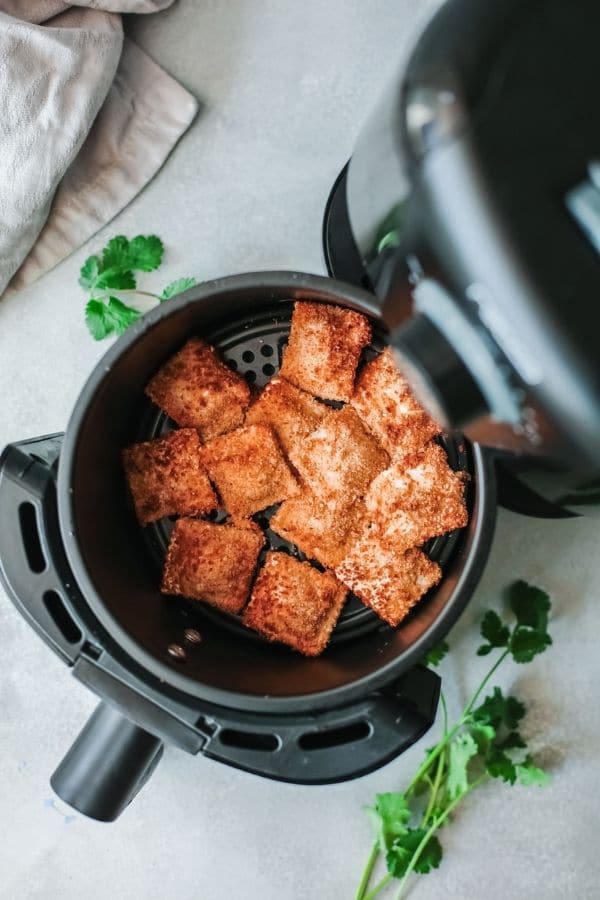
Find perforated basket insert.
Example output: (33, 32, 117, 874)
(135, 301, 471, 646)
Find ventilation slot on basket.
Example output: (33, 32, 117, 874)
(298, 720, 371, 751)
(219, 729, 280, 753)
(18, 502, 46, 573)
(43, 590, 82, 645)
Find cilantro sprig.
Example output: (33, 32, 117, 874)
(79, 234, 197, 340)
(356, 580, 552, 900)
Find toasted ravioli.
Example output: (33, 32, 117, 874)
(290, 406, 389, 501)
(161, 518, 263, 613)
(336, 538, 441, 627)
(279, 301, 371, 401)
(245, 376, 327, 459)
(122, 429, 217, 525)
(364, 442, 468, 547)
(270, 492, 363, 569)
(243, 552, 347, 655)
(146, 338, 250, 440)
(351, 348, 440, 459)
(202, 423, 300, 517)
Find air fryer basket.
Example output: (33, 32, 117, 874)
(0, 273, 498, 820)
(58, 274, 491, 714)
(141, 301, 469, 656)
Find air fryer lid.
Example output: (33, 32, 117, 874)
(57, 273, 491, 714)
(401, 0, 600, 460)
(341, 0, 600, 467)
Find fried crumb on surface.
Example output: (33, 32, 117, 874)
(145, 338, 250, 440)
(245, 376, 327, 459)
(243, 551, 347, 655)
(290, 405, 389, 501)
(122, 428, 217, 525)
(351, 348, 440, 459)
(279, 301, 371, 401)
(202, 423, 300, 517)
(335, 537, 441, 627)
(161, 518, 264, 613)
(363, 441, 468, 547)
(270, 492, 363, 569)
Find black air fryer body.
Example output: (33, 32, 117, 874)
(0, 274, 499, 822)
(324, 0, 600, 507)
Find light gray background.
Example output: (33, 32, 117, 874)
(1, 1, 599, 898)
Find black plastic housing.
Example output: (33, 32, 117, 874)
(0, 273, 498, 820)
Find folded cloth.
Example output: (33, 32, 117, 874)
(0, 1, 198, 296)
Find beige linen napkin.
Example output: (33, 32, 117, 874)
(0, 1, 198, 296)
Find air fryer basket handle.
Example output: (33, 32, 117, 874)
(51, 702, 163, 822)
(203, 665, 440, 784)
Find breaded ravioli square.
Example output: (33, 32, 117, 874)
(243, 552, 347, 655)
(245, 376, 327, 459)
(122, 428, 217, 525)
(351, 348, 441, 459)
(290, 406, 389, 501)
(270, 492, 363, 569)
(364, 442, 468, 547)
(161, 518, 264, 613)
(145, 338, 250, 440)
(335, 538, 441, 627)
(279, 301, 371, 401)
(202, 423, 300, 517)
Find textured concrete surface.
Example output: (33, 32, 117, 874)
(1, 1, 599, 898)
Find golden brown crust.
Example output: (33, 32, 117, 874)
(122, 429, 217, 525)
(161, 518, 264, 613)
(145, 338, 250, 440)
(245, 376, 327, 459)
(243, 551, 347, 655)
(362, 441, 468, 548)
(270, 492, 363, 569)
(202, 423, 300, 517)
(335, 540, 442, 627)
(279, 301, 371, 401)
(351, 348, 441, 459)
(290, 405, 389, 501)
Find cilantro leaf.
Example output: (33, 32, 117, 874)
(368, 793, 411, 852)
(510, 626, 552, 663)
(477, 610, 510, 655)
(516, 757, 550, 787)
(126, 235, 164, 271)
(84, 297, 140, 340)
(386, 830, 442, 877)
(424, 639, 449, 667)
(79, 255, 101, 291)
(497, 731, 527, 754)
(160, 277, 197, 301)
(85, 299, 112, 340)
(102, 235, 130, 270)
(507, 581, 551, 632)
(96, 267, 136, 291)
(446, 732, 478, 799)
(473, 687, 526, 731)
(105, 297, 140, 334)
(485, 746, 517, 784)
(469, 720, 496, 753)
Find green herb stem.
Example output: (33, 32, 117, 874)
(363, 873, 392, 900)
(395, 775, 488, 899)
(463, 648, 511, 717)
(95, 288, 162, 301)
(405, 723, 460, 798)
(355, 842, 380, 900)
(421, 741, 446, 827)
